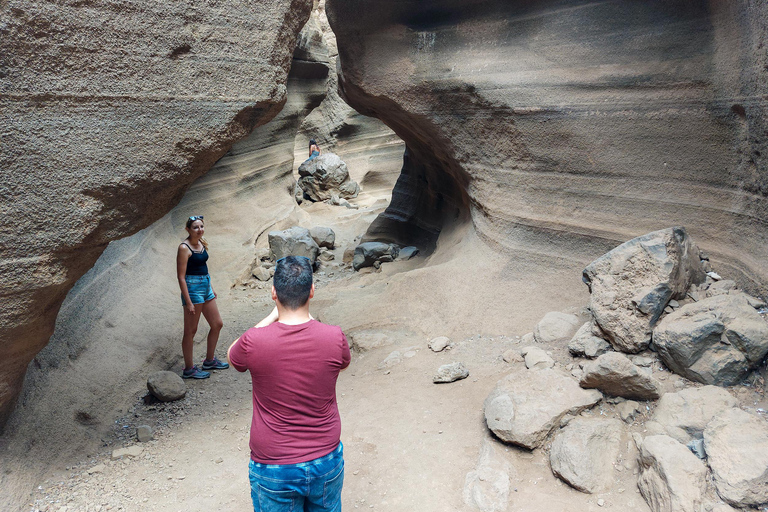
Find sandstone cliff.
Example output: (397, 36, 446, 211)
(326, 0, 768, 290)
(0, 0, 314, 429)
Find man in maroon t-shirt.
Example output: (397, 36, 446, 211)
(228, 255, 350, 512)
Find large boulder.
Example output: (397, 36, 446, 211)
(579, 352, 663, 400)
(268, 226, 321, 264)
(704, 408, 768, 507)
(533, 312, 581, 343)
(549, 416, 624, 493)
(483, 369, 602, 450)
(637, 435, 708, 512)
(651, 386, 738, 444)
(653, 293, 768, 386)
(352, 242, 400, 270)
(298, 152, 360, 202)
(582, 227, 706, 353)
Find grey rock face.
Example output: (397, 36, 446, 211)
(352, 242, 400, 271)
(568, 322, 612, 359)
(268, 226, 321, 264)
(549, 416, 624, 493)
(309, 226, 336, 249)
(463, 440, 512, 512)
(433, 362, 469, 383)
(704, 408, 768, 507)
(533, 312, 581, 343)
(484, 369, 602, 450)
(298, 153, 360, 202)
(653, 294, 768, 386)
(147, 371, 186, 402)
(583, 227, 706, 353)
(579, 352, 662, 400)
(396, 246, 420, 261)
(637, 435, 708, 512)
(652, 386, 737, 444)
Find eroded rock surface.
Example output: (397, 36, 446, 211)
(484, 369, 602, 450)
(463, 440, 512, 512)
(298, 153, 360, 201)
(0, 0, 313, 428)
(583, 227, 705, 353)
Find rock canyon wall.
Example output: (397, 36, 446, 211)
(0, 0, 313, 429)
(326, 0, 768, 288)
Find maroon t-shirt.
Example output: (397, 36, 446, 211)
(229, 319, 351, 464)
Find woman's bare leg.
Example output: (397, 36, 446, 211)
(182, 304, 204, 368)
(201, 298, 224, 361)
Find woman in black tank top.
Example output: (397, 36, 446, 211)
(176, 216, 228, 379)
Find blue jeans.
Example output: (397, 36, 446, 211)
(249, 443, 344, 512)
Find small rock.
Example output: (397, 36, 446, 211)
(707, 271, 722, 280)
(87, 464, 106, 475)
(579, 352, 662, 400)
(568, 322, 612, 359)
(629, 355, 655, 367)
(521, 332, 535, 344)
(396, 246, 420, 261)
(433, 362, 469, 383)
(534, 312, 581, 343)
(136, 425, 153, 443)
(111, 445, 143, 460)
(429, 336, 450, 352)
(522, 346, 555, 370)
(502, 349, 524, 364)
(318, 249, 335, 262)
(147, 371, 186, 402)
(616, 400, 641, 423)
(309, 226, 336, 249)
(252, 266, 272, 281)
(597, 498, 605, 507)
(686, 439, 706, 460)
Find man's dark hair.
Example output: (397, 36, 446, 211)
(273, 256, 313, 310)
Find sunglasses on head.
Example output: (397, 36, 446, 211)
(189, 215, 204, 222)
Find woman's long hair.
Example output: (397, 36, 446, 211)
(185, 217, 209, 250)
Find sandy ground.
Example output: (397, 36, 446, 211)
(7, 162, 768, 512)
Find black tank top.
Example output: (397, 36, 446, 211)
(183, 243, 209, 276)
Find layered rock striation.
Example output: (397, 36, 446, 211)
(0, 0, 313, 429)
(326, 0, 768, 286)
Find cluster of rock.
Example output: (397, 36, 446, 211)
(296, 152, 360, 205)
(236, 226, 337, 286)
(472, 227, 768, 512)
(582, 227, 768, 386)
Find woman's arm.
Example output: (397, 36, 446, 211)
(176, 245, 195, 314)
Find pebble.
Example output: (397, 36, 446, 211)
(597, 498, 605, 507)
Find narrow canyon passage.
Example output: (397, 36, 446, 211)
(2, 1, 768, 511)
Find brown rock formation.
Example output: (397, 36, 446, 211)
(326, 1, 768, 281)
(0, 0, 313, 429)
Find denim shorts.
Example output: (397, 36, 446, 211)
(248, 442, 344, 512)
(182, 274, 215, 305)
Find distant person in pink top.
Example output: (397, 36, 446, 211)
(228, 255, 350, 512)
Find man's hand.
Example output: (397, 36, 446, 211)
(255, 306, 279, 328)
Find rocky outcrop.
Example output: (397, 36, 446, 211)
(325, 0, 768, 292)
(582, 227, 706, 353)
(0, 0, 313, 430)
(484, 369, 602, 450)
(653, 293, 768, 386)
